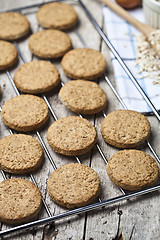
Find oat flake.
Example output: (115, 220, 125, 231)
(135, 32, 160, 84)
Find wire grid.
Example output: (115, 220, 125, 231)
(0, 0, 160, 237)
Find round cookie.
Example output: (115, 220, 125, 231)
(47, 163, 100, 208)
(101, 110, 151, 148)
(0, 12, 30, 40)
(29, 29, 72, 59)
(14, 61, 60, 94)
(0, 134, 44, 174)
(106, 150, 159, 191)
(0, 40, 18, 70)
(2, 94, 49, 132)
(61, 48, 106, 80)
(37, 2, 78, 30)
(47, 116, 97, 156)
(0, 178, 42, 224)
(59, 80, 107, 114)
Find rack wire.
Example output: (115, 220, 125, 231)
(0, 0, 160, 237)
(15, 42, 125, 196)
(73, 32, 160, 165)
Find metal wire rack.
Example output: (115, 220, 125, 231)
(0, 0, 160, 237)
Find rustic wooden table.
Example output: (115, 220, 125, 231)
(0, 0, 160, 239)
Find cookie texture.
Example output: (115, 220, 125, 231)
(61, 48, 106, 80)
(47, 163, 100, 208)
(29, 29, 72, 59)
(101, 110, 151, 148)
(47, 116, 97, 156)
(14, 61, 60, 94)
(0, 178, 42, 224)
(107, 150, 159, 191)
(2, 95, 49, 132)
(0, 40, 18, 70)
(0, 12, 30, 40)
(37, 2, 78, 30)
(59, 80, 107, 114)
(0, 134, 44, 174)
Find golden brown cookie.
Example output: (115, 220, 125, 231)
(2, 95, 49, 132)
(37, 2, 78, 30)
(61, 48, 106, 80)
(14, 61, 60, 94)
(106, 150, 159, 191)
(47, 116, 97, 156)
(0, 12, 30, 40)
(29, 29, 72, 59)
(47, 163, 100, 208)
(59, 80, 107, 114)
(101, 110, 151, 148)
(0, 40, 18, 70)
(0, 178, 42, 224)
(0, 134, 44, 174)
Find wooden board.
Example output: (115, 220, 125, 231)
(0, 0, 160, 239)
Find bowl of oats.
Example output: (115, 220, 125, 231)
(143, 0, 160, 28)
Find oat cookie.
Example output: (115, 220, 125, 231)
(0, 134, 44, 174)
(107, 150, 159, 191)
(2, 95, 49, 132)
(29, 29, 72, 59)
(59, 80, 107, 114)
(47, 116, 97, 156)
(0, 178, 42, 224)
(0, 40, 18, 70)
(37, 2, 78, 30)
(0, 12, 30, 40)
(14, 61, 60, 94)
(47, 163, 100, 208)
(61, 48, 106, 80)
(101, 110, 151, 148)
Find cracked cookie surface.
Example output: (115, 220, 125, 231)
(0, 134, 44, 174)
(61, 48, 106, 80)
(47, 116, 97, 156)
(0, 178, 42, 224)
(14, 61, 60, 93)
(59, 80, 107, 114)
(2, 95, 49, 132)
(29, 29, 72, 59)
(37, 2, 78, 30)
(47, 163, 100, 208)
(0, 40, 18, 70)
(101, 110, 151, 148)
(107, 150, 159, 191)
(0, 12, 30, 40)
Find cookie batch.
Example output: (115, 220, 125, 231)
(0, 1, 158, 226)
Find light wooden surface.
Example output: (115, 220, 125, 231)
(0, 0, 160, 240)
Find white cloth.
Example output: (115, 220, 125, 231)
(103, 4, 160, 113)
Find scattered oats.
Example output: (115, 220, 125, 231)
(153, 81, 158, 85)
(138, 75, 144, 79)
(148, 30, 160, 52)
(135, 33, 160, 84)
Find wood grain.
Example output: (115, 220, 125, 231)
(0, 0, 160, 239)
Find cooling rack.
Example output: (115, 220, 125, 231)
(0, 0, 160, 238)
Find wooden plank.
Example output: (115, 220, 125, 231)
(0, 0, 160, 239)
